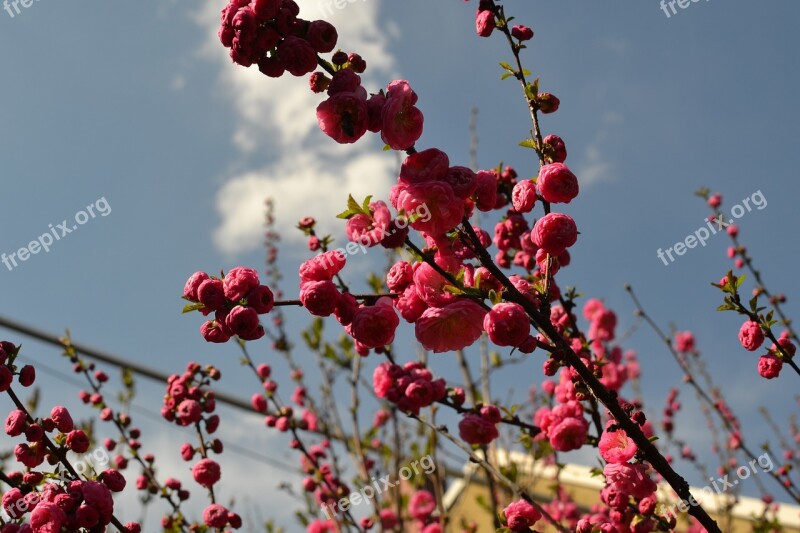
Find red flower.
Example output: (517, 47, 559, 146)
(381, 80, 424, 150)
(458, 413, 498, 445)
(316, 92, 369, 144)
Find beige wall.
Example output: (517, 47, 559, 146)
(445, 467, 800, 533)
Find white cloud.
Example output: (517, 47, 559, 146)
(575, 111, 624, 186)
(212, 152, 395, 255)
(196, 0, 400, 255)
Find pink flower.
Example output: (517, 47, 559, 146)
(18, 365, 35, 387)
(413, 260, 459, 308)
(30, 501, 67, 533)
(399, 148, 450, 185)
(49, 406, 73, 433)
(346, 201, 391, 247)
(537, 92, 560, 114)
(674, 331, 695, 353)
(381, 80, 424, 150)
(549, 417, 589, 452)
(538, 163, 579, 204)
(414, 300, 487, 353)
(100, 469, 126, 492)
(245, 285, 273, 315)
(409, 490, 436, 521)
(197, 279, 226, 311)
(348, 298, 400, 348)
(481, 405, 502, 423)
(532, 213, 578, 255)
(251, 0, 279, 21)
(2, 487, 24, 517)
(771, 336, 797, 358)
(543, 134, 567, 163)
(316, 92, 369, 144)
(402, 182, 463, 236)
(474, 170, 498, 211)
(334, 292, 358, 326)
(200, 320, 232, 343)
(223, 267, 260, 301)
(203, 504, 229, 528)
(366, 93, 386, 132)
(582, 298, 605, 322)
(483, 303, 531, 347)
(395, 284, 428, 323)
(380, 509, 398, 530)
(66, 430, 90, 453)
(738, 321, 764, 351)
(225, 305, 260, 337)
(444, 166, 478, 199)
(372, 362, 399, 399)
(300, 281, 340, 317)
(307, 20, 338, 53)
(458, 413, 498, 445)
(511, 25, 534, 41)
(184, 272, 210, 301)
(328, 69, 361, 95)
(758, 354, 782, 379)
(176, 400, 203, 425)
(82, 480, 114, 517)
(503, 499, 541, 532)
(299, 251, 346, 284)
(386, 261, 414, 292)
(512, 180, 537, 213)
(277, 36, 318, 76)
(309, 72, 330, 93)
(603, 463, 657, 500)
(589, 309, 617, 342)
(180, 443, 195, 461)
(193, 459, 221, 488)
(599, 429, 637, 464)
(5, 409, 26, 437)
(475, 9, 495, 37)
(308, 519, 336, 533)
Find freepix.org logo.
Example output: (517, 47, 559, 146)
(656, 190, 766, 266)
(3, 0, 43, 19)
(2, 197, 112, 272)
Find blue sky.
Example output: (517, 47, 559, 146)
(1, 0, 798, 528)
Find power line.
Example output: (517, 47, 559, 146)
(0, 315, 259, 416)
(15, 352, 303, 477)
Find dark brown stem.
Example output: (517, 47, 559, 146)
(459, 218, 722, 532)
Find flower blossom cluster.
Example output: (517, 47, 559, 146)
(161, 363, 242, 530)
(183, 267, 274, 343)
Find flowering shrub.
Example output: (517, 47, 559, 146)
(0, 1, 798, 532)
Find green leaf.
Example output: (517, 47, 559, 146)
(524, 78, 540, 100)
(347, 194, 361, 214)
(519, 138, 538, 150)
(500, 72, 515, 81)
(749, 295, 759, 313)
(182, 303, 206, 314)
(336, 208, 358, 219)
(361, 195, 373, 213)
(337, 194, 370, 219)
(499, 61, 515, 73)
(695, 187, 710, 199)
(443, 285, 464, 296)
